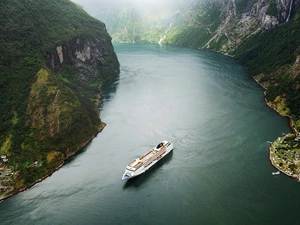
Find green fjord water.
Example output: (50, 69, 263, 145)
(0, 43, 299, 225)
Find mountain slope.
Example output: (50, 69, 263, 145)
(233, 8, 300, 129)
(0, 0, 119, 198)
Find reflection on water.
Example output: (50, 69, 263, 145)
(100, 73, 120, 111)
(63, 141, 93, 165)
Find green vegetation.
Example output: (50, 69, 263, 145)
(266, 2, 278, 16)
(209, 34, 228, 50)
(88, 0, 223, 45)
(270, 134, 300, 179)
(233, 12, 300, 73)
(232, 8, 300, 180)
(164, 27, 212, 48)
(233, 9, 300, 129)
(164, 1, 223, 48)
(0, 0, 119, 194)
(197, 2, 223, 32)
(236, 0, 248, 12)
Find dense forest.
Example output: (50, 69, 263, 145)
(233, 8, 300, 130)
(0, 0, 119, 193)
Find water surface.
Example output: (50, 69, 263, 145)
(0, 43, 297, 225)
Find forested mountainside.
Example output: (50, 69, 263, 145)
(0, 0, 119, 198)
(233, 8, 300, 130)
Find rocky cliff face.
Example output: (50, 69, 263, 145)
(159, 0, 299, 52)
(212, 0, 300, 52)
(79, 0, 299, 53)
(27, 35, 119, 159)
(45, 36, 119, 83)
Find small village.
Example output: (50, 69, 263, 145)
(269, 133, 300, 180)
(0, 153, 39, 199)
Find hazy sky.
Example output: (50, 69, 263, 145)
(72, 0, 194, 12)
(71, 0, 196, 30)
(72, 0, 189, 6)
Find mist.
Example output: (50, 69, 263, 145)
(72, 0, 192, 9)
(70, 0, 197, 43)
(71, 0, 195, 17)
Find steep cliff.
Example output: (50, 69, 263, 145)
(0, 0, 119, 197)
(27, 36, 118, 158)
(233, 7, 300, 129)
(161, 0, 299, 52)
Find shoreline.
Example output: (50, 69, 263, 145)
(269, 135, 300, 181)
(0, 122, 106, 201)
(252, 75, 300, 180)
(1, 73, 113, 201)
(252, 75, 297, 133)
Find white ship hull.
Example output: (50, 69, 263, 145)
(122, 141, 173, 180)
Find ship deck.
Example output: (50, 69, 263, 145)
(127, 141, 170, 170)
(139, 149, 157, 163)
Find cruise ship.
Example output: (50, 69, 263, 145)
(122, 140, 173, 180)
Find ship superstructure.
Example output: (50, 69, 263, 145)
(122, 141, 173, 180)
